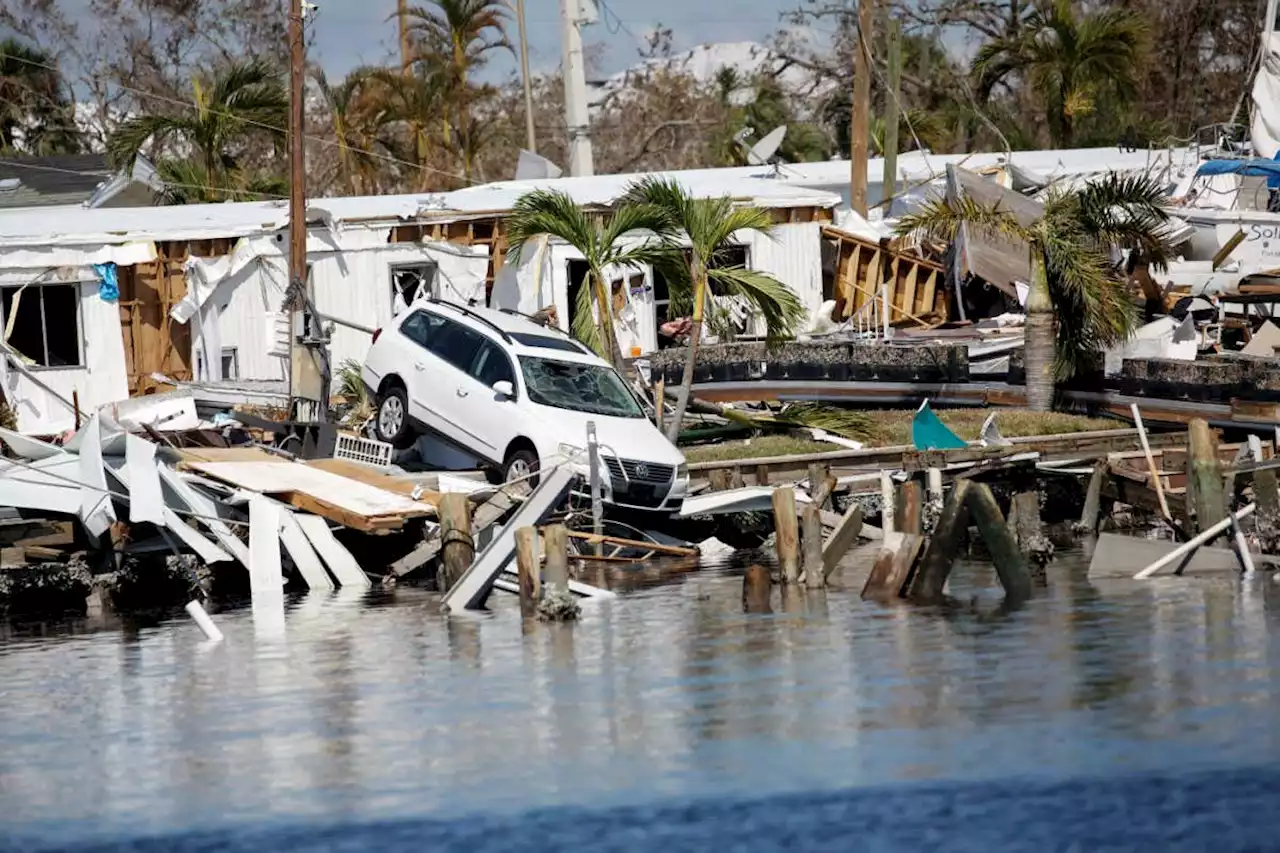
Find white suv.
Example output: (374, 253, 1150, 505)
(361, 300, 689, 514)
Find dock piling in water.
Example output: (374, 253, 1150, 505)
(908, 480, 971, 603)
(967, 483, 1033, 604)
(896, 480, 922, 535)
(743, 563, 772, 613)
(802, 504, 825, 589)
(1188, 418, 1227, 535)
(437, 493, 474, 593)
(514, 525, 540, 616)
(772, 487, 800, 583)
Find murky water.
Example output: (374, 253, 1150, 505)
(2, 551, 1280, 851)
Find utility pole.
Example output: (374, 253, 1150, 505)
(849, 0, 873, 217)
(882, 17, 902, 204)
(559, 0, 594, 176)
(286, 0, 327, 423)
(516, 0, 537, 152)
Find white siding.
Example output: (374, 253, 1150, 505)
(745, 222, 825, 330)
(202, 241, 490, 386)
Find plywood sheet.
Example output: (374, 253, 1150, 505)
(186, 461, 435, 528)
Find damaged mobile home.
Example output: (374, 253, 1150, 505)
(0, 168, 843, 436)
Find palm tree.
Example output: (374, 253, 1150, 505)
(0, 38, 80, 154)
(107, 59, 287, 200)
(313, 66, 396, 195)
(895, 173, 1174, 411)
(506, 190, 674, 369)
(623, 177, 806, 441)
(972, 0, 1146, 148)
(154, 158, 286, 204)
(365, 66, 450, 191)
(405, 0, 511, 180)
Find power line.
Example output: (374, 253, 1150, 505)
(0, 157, 289, 201)
(0, 51, 479, 187)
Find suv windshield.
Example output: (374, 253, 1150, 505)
(519, 357, 644, 418)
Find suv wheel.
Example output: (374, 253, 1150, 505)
(503, 447, 540, 488)
(374, 385, 416, 449)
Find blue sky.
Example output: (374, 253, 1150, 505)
(311, 0, 812, 80)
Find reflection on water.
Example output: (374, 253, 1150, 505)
(2, 551, 1280, 850)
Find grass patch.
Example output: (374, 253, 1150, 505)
(683, 435, 840, 463)
(681, 408, 1118, 462)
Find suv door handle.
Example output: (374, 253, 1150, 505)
(456, 387, 468, 397)
(414, 362, 425, 371)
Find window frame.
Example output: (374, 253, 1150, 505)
(0, 281, 85, 371)
(470, 338, 518, 396)
(390, 261, 439, 311)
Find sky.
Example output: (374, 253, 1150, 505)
(310, 0, 813, 81)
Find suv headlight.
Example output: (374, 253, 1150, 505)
(558, 442, 585, 461)
(676, 462, 688, 480)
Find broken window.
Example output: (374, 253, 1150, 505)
(518, 356, 644, 419)
(391, 262, 437, 314)
(0, 283, 82, 368)
(195, 347, 239, 381)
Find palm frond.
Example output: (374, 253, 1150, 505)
(894, 195, 1028, 245)
(506, 189, 597, 265)
(705, 266, 805, 340)
(772, 403, 875, 441)
(107, 114, 191, 170)
(598, 201, 675, 253)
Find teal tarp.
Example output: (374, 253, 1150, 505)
(911, 400, 966, 450)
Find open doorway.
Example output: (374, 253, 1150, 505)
(566, 259, 590, 333)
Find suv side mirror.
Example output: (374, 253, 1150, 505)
(492, 380, 514, 399)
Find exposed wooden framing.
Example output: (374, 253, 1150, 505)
(821, 225, 945, 327)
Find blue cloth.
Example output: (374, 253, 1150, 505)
(1195, 158, 1280, 189)
(911, 399, 966, 450)
(93, 262, 119, 302)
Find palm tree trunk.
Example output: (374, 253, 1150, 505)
(591, 268, 625, 369)
(398, 0, 412, 74)
(665, 261, 707, 442)
(1024, 251, 1055, 412)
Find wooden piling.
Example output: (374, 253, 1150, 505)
(1188, 418, 1227, 535)
(437, 493, 474, 593)
(654, 379, 665, 432)
(967, 483, 1033, 603)
(743, 563, 772, 613)
(754, 464, 770, 486)
(709, 469, 733, 492)
(729, 466, 745, 490)
(863, 532, 925, 601)
(802, 504, 825, 589)
(772, 487, 800, 583)
(808, 463, 834, 509)
(895, 480, 922, 535)
(1248, 435, 1280, 514)
(1079, 460, 1107, 533)
(542, 523, 570, 594)
(909, 480, 970, 603)
(514, 525, 540, 616)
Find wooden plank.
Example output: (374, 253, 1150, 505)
(562, 529, 697, 557)
(900, 263, 919, 323)
(305, 457, 441, 505)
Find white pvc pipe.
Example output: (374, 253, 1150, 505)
(1133, 503, 1257, 580)
(185, 600, 224, 642)
(880, 470, 896, 534)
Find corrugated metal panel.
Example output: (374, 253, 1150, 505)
(745, 222, 824, 332)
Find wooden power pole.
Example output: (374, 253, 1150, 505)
(285, 0, 328, 423)
(882, 17, 902, 202)
(849, 0, 874, 217)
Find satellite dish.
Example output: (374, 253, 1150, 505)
(747, 125, 788, 165)
(514, 149, 563, 181)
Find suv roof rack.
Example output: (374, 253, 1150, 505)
(497, 308, 594, 354)
(427, 297, 513, 344)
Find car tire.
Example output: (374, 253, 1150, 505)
(503, 447, 540, 488)
(374, 385, 416, 449)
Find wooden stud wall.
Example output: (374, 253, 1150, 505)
(824, 226, 946, 328)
